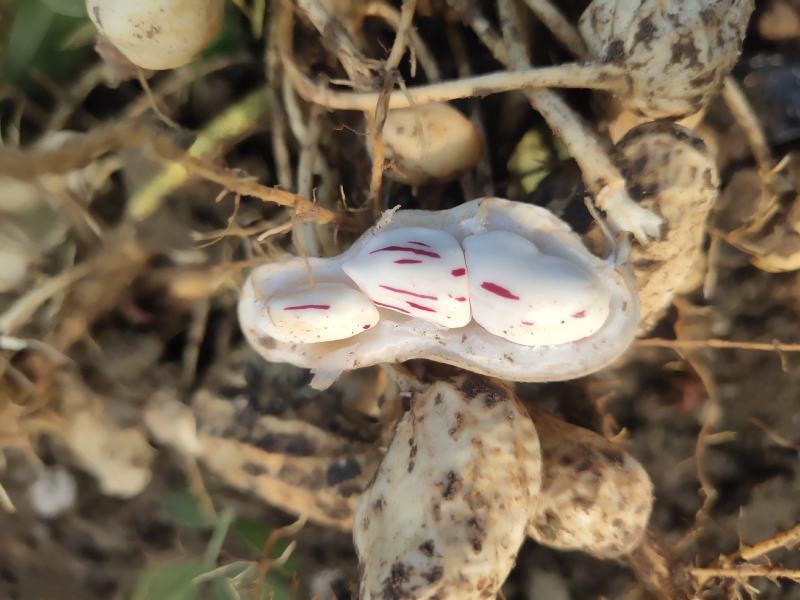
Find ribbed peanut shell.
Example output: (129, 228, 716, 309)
(354, 376, 541, 599)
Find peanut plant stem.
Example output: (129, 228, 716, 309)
(284, 58, 628, 111)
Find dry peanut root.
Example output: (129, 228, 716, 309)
(354, 375, 541, 600)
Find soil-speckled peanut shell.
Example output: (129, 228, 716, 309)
(354, 375, 541, 599)
(612, 122, 719, 334)
(579, 0, 754, 119)
(527, 407, 653, 558)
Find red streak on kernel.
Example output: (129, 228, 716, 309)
(480, 282, 520, 300)
(408, 241, 432, 247)
(380, 284, 437, 300)
(363, 324, 371, 329)
(455, 297, 467, 302)
(284, 304, 331, 311)
(406, 301, 436, 312)
(572, 310, 587, 319)
(370, 245, 441, 258)
(394, 259, 423, 264)
(451, 268, 466, 277)
(521, 321, 534, 326)
(374, 301, 411, 314)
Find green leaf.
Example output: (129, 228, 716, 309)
(230, 518, 298, 577)
(201, 5, 248, 58)
(61, 21, 99, 50)
(257, 577, 291, 600)
(162, 488, 214, 529)
(38, 0, 86, 18)
(2, 0, 54, 83)
(2, 0, 94, 86)
(131, 560, 205, 600)
(214, 578, 242, 600)
(231, 518, 272, 554)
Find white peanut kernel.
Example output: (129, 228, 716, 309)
(265, 284, 379, 344)
(342, 227, 471, 328)
(268, 227, 613, 346)
(463, 231, 611, 346)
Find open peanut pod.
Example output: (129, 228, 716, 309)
(239, 198, 639, 389)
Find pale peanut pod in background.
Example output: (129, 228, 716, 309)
(464, 231, 611, 345)
(239, 198, 639, 389)
(610, 122, 720, 334)
(86, 0, 225, 70)
(0, 224, 34, 293)
(579, 0, 754, 138)
(342, 226, 471, 328)
(526, 406, 653, 558)
(263, 284, 380, 344)
(377, 103, 483, 186)
(190, 386, 380, 530)
(354, 375, 542, 600)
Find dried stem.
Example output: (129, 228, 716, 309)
(0, 121, 137, 179)
(0, 94, 340, 224)
(446, 0, 509, 64)
(384, 0, 417, 71)
(367, 74, 396, 216)
(749, 417, 800, 450)
(635, 337, 800, 353)
(252, 516, 306, 598)
(365, 0, 417, 214)
(293, 0, 376, 88)
(183, 454, 218, 524)
(735, 523, 800, 563)
(0, 92, 331, 223)
(690, 566, 800, 585)
(721, 77, 774, 174)
(124, 56, 243, 120)
(135, 67, 180, 130)
(627, 531, 693, 600)
(0, 264, 92, 336)
(283, 57, 628, 111)
(181, 299, 211, 391)
(446, 22, 494, 196)
(128, 88, 271, 220)
(0, 481, 15, 513)
(684, 523, 800, 596)
(146, 132, 339, 224)
(493, 0, 662, 242)
(267, 0, 295, 190)
(521, 0, 587, 58)
(293, 105, 325, 256)
(361, 1, 441, 81)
